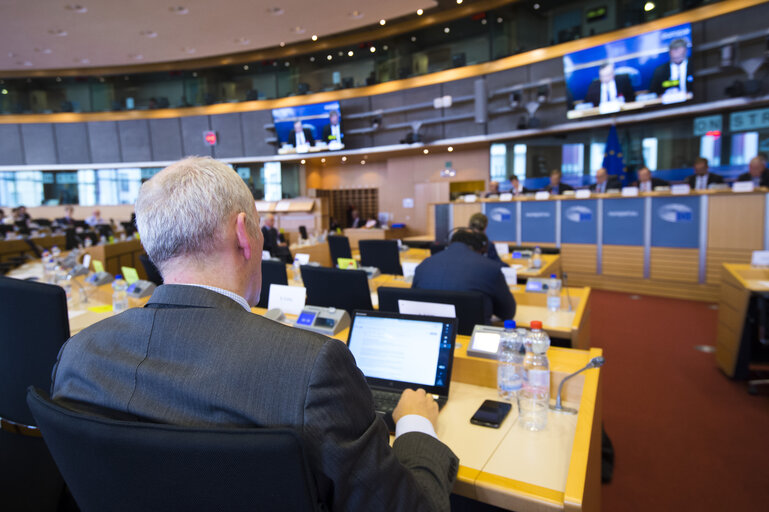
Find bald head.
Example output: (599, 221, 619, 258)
(595, 168, 608, 184)
(749, 156, 766, 178)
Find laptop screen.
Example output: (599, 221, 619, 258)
(347, 311, 456, 396)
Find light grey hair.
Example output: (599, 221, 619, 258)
(135, 156, 259, 270)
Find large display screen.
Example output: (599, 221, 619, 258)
(564, 23, 693, 120)
(272, 101, 344, 154)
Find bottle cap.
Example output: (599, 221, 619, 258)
(504, 320, 516, 329)
(115, 274, 122, 280)
(530, 320, 542, 329)
(550, 274, 557, 278)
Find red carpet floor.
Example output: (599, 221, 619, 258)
(591, 290, 769, 511)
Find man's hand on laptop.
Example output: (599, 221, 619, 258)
(393, 388, 439, 428)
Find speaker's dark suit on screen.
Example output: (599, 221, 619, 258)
(52, 285, 458, 511)
(584, 75, 636, 106)
(287, 127, 314, 147)
(412, 242, 516, 323)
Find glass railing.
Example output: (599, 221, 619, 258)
(0, 0, 724, 115)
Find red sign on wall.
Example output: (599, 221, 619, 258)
(203, 131, 217, 146)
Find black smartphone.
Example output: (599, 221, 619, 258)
(470, 399, 512, 428)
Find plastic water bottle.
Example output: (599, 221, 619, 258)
(531, 246, 542, 269)
(51, 245, 61, 260)
(520, 320, 550, 431)
(547, 274, 561, 312)
(292, 258, 303, 285)
(112, 275, 128, 313)
(497, 320, 524, 400)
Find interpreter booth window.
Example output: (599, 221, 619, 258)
(490, 143, 507, 182)
(730, 132, 759, 165)
(699, 134, 721, 167)
(589, 143, 606, 175)
(0, 171, 44, 207)
(77, 170, 97, 206)
(42, 171, 79, 205)
(561, 143, 584, 175)
(642, 138, 658, 171)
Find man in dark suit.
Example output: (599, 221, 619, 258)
(469, 213, 508, 267)
(413, 229, 516, 324)
(545, 170, 574, 195)
(51, 157, 458, 511)
(686, 157, 724, 190)
(261, 213, 292, 264)
(736, 156, 769, 187)
(321, 110, 342, 144)
(634, 166, 669, 192)
(588, 168, 622, 193)
(649, 38, 692, 98)
(287, 120, 314, 147)
(509, 175, 530, 196)
(584, 62, 636, 106)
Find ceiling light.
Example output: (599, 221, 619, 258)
(383, 45, 388, 51)
(349, 10, 363, 19)
(457, 0, 463, 4)
(417, 9, 423, 15)
(444, 27, 450, 34)
(348, 50, 354, 57)
(327, 54, 332, 60)
(65, 4, 87, 13)
(423, 149, 429, 154)
(481, 18, 487, 24)
(169, 6, 189, 15)
(533, 3, 541, 9)
(342, 156, 347, 162)
(448, 146, 454, 152)
(267, 7, 284, 15)
(34, 48, 52, 54)
(644, 2, 655, 11)
(321, 158, 326, 163)
(48, 29, 68, 37)
(243, 64, 249, 70)
(497, 17, 503, 23)
(56, 77, 62, 82)
(311, 35, 318, 41)
(183, 47, 196, 54)
(0, 89, 7, 95)
(411, 36, 417, 42)
(192, 71, 198, 77)
(279, 42, 285, 47)
(300, 159, 306, 164)
(284, 61, 290, 67)
(140, 30, 157, 38)
(379, 19, 386, 26)
(338, 51, 343, 56)
(361, 160, 366, 165)
(370, 46, 376, 53)
(235, 37, 250, 45)
(272, 61, 277, 67)
(309, 56, 315, 62)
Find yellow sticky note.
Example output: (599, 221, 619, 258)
(121, 266, 140, 284)
(337, 258, 357, 269)
(88, 305, 113, 313)
(92, 260, 105, 273)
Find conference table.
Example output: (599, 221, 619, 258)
(0, 234, 66, 262)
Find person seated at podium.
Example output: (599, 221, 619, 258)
(544, 170, 574, 195)
(413, 229, 516, 324)
(321, 110, 342, 144)
(484, 181, 499, 198)
(287, 120, 314, 147)
(686, 157, 724, 190)
(736, 156, 769, 188)
(469, 213, 507, 267)
(584, 62, 635, 107)
(85, 209, 105, 227)
(588, 168, 621, 193)
(57, 205, 77, 226)
(364, 215, 381, 229)
(633, 166, 669, 192)
(509, 175, 530, 196)
(261, 213, 292, 263)
(51, 156, 458, 511)
(349, 208, 363, 228)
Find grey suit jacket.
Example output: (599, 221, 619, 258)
(52, 285, 458, 511)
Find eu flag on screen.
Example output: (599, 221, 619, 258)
(602, 125, 625, 180)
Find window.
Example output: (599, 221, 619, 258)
(642, 138, 658, 171)
(263, 162, 282, 201)
(589, 142, 606, 175)
(490, 143, 507, 181)
(561, 143, 584, 175)
(700, 134, 721, 167)
(512, 144, 527, 179)
(730, 132, 758, 165)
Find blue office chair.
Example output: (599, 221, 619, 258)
(0, 277, 70, 511)
(300, 265, 372, 314)
(27, 387, 322, 512)
(359, 239, 403, 275)
(257, 259, 289, 308)
(327, 235, 352, 267)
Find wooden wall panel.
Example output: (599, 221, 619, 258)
(601, 245, 644, 278)
(649, 248, 699, 283)
(561, 244, 596, 275)
(708, 193, 764, 249)
(706, 248, 753, 284)
(452, 203, 482, 229)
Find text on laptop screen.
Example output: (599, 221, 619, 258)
(348, 316, 453, 387)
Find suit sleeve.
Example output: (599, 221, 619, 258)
(490, 269, 516, 321)
(302, 339, 458, 512)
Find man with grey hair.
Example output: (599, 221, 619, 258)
(736, 156, 769, 188)
(51, 157, 458, 511)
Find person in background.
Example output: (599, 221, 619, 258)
(469, 213, 508, 267)
(736, 156, 769, 187)
(85, 209, 105, 226)
(413, 229, 516, 324)
(51, 156, 458, 511)
(58, 205, 77, 226)
(589, 168, 622, 193)
(686, 157, 724, 190)
(287, 120, 314, 147)
(14, 205, 31, 224)
(350, 209, 363, 228)
(261, 213, 292, 263)
(364, 215, 381, 229)
(585, 62, 636, 106)
(321, 110, 342, 144)
(545, 170, 574, 195)
(634, 166, 669, 192)
(509, 175, 529, 196)
(650, 38, 692, 97)
(485, 181, 500, 198)
(329, 217, 342, 233)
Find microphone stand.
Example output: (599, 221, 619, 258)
(562, 269, 574, 312)
(550, 356, 605, 414)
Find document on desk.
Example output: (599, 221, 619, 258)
(398, 300, 456, 318)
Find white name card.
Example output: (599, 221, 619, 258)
(402, 261, 419, 278)
(575, 189, 591, 199)
(398, 299, 456, 318)
(535, 191, 550, 200)
(671, 184, 691, 195)
(598, 100, 622, 115)
(751, 251, 769, 266)
(621, 186, 639, 197)
(294, 253, 310, 265)
(262, 250, 272, 260)
(499, 193, 513, 201)
(267, 284, 306, 315)
(501, 267, 518, 285)
(82, 253, 92, 270)
(463, 194, 478, 203)
(733, 181, 755, 193)
(494, 242, 510, 256)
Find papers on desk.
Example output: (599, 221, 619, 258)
(494, 243, 510, 256)
(501, 267, 518, 285)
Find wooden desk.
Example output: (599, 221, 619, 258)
(344, 227, 407, 251)
(716, 263, 769, 378)
(0, 235, 66, 262)
(81, 239, 147, 280)
(290, 241, 332, 267)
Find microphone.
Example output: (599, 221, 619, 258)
(562, 270, 574, 312)
(550, 356, 605, 414)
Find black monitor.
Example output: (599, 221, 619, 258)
(359, 240, 403, 275)
(300, 266, 372, 314)
(94, 224, 114, 239)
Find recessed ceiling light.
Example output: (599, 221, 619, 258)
(311, 35, 318, 41)
(182, 47, 196, 54)
(348, 10, 363, 19)
(243, 64, 249, 70)
(279, 42, 285, 47)
(65, 4, 88, 13)
(497, 17, 503, 23)
(342, 156, 347, 162)
(444, 27, 450, 33)
(338, 51, 343, 56)
(309, 56, 315, 62)
(321, 158, 326, 163)
(644, 2, 656, 11)
(533, 2, 541, 9)
(0, 89, 7, 95)
(284, 61, 290, 67)
(379, 19, 386, 26)
(48, 29, 68, 37)
(370, 46, 376, 53)
(423, 149, 429, 154)
(481, 18, 487, 24)
(235, 37, 250, 45)
(417, 9, 423, 15)
(383, 45, 388, 51)
(267, 7, 284, 15)
(411, 36, 417, 42)
(447, 146, 454, 152)
(300, 159, 306, 164)
(272, 61, 277, 67)
(361, 160, 366, 165)
(326, 54, 332, 60)
(347, 50, 354, 57)
(140, 30, 158, 38)
(191, 71, 198, 77)
(457, 0, 463, 4)
(56, 77, 62, 82)
(169, 6, 189, 15)
(291, 26, 306, 34)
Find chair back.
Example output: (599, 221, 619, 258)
(359, 239, 403, 275)
(300, 265, 372, 314)
(26, 388, 321, 512)
(377, 286, 486, 336)
(429, 242, 447, 255)
(0, 278, 70, 510)
(327, 235, 352, 265)
(139, 254, 164, 286)
(257, 259, 289, 308)
(299, 225, 308, 240)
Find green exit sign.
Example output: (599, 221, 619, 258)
(586, 6, 607, 22)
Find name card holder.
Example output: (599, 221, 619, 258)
(733, 181, 755, 193)
(499, 193, 514, 201)
(268, 284, 306, 315)
(535, 191, 550, 200)
(671, 184, 691, 195)
(621, 186, 639, 197)
(575, 189, 591, 199)
(751, 251, 769, 267)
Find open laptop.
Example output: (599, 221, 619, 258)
(347, 310, 457, 432)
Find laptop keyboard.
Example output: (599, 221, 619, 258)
(371, 389, 400, 414)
